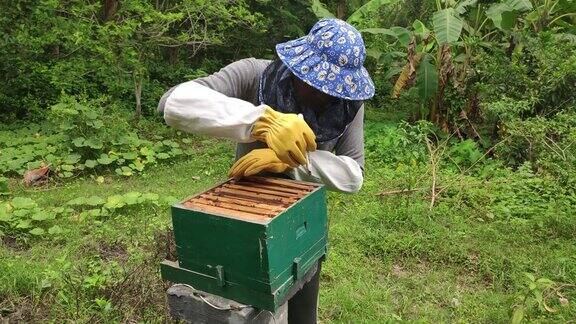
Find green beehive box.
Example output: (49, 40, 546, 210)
(160, 176, 328, 311)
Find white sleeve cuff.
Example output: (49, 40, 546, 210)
(290, 150, 363, 193)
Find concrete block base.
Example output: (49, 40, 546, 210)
(166, 284, 288, 324)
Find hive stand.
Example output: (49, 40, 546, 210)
(166, 256, 321, 323)
(166, 284, 287, 324)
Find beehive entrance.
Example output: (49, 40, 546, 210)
(182, 177, 319, 223)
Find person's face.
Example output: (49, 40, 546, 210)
(292, 76, 339, 113)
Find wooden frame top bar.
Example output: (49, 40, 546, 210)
(181, 177, 320, 223)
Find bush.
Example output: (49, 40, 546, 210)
(0, 94, 197, 178)
(0, 0, 273, 120)
(495, 112, 576, 181)
(365, 120, 434, 166)
(476, 32, 576, 124)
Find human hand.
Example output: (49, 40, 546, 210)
(251, 107, 316, 167)
(228, 148, 291, 178)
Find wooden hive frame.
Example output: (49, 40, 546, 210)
(182, 177, 320, 224)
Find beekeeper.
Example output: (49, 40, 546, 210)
(158, 18, 374, 323)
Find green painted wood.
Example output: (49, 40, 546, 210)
(161, 260, 277, 311)
(266, 187, 328, 292)
(172, 206, 272, 291)
(162, 179, 328, 311)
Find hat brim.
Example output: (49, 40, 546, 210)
(275, 37, 375, 101)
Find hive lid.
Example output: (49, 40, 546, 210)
(180, 177, 321, 224)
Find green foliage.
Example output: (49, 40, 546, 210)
(66, 191, 175, 221)
(454, 0, 477, 15)
(512, 273, 570, 323)
(362, 26, 411, 46)
(468, 32, 576, 177)
(0, 0, 278, 120)
(310, 0, 336, 19)
(360, 4, 468, 120)
(477, 33, 576, 120)
(365, 120, 432, 166)
(0, 190, 175, 242)
(0, 95, 198, 178)
(346, 0, 399, 26)
(443, 160, 576, 231)
(0, 197, 64, 239)
(432, 8, 463, 44)
(309, 0, 399, 28)
(40, 256, 127, 321)
(525, 0, 576, 33)
(447, 139, 483, 168)
(0, 122, 64, 175)
(356, 0, 576, 174)
(495, 112, 576, 184)
(486, 0, 533, 30)
(416, 53, 438, 100)
(0, 177, 8, 195)
(364, 115, 495, 176)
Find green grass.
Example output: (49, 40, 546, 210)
(1, 113, 575, 322)
(320, 165, 576, 322)
(0, 137, 235, 322)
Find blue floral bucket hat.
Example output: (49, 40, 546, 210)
(275, 18, 375, 101)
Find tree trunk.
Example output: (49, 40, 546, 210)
(431, 44, 454, 128)
(337, 1, 347, 19)
(429, 97, 439, 124)
(103, 0, 119, 21)
(168, 47, 179, 65)
(134, 76, 142, 121)
(506, 35, 516, 58)
(52, 45, 60, 58)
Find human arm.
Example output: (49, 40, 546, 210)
(163, 80, 267, 143)
(291, 105, 365, 193)
(159, 58, 315, 164)
(159, 58, 267, 143)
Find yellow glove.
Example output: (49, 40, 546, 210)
(229, 148, 290, 178)
(251, 107, 316, 167)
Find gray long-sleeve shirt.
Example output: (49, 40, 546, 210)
(159, 58, 365, 192)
